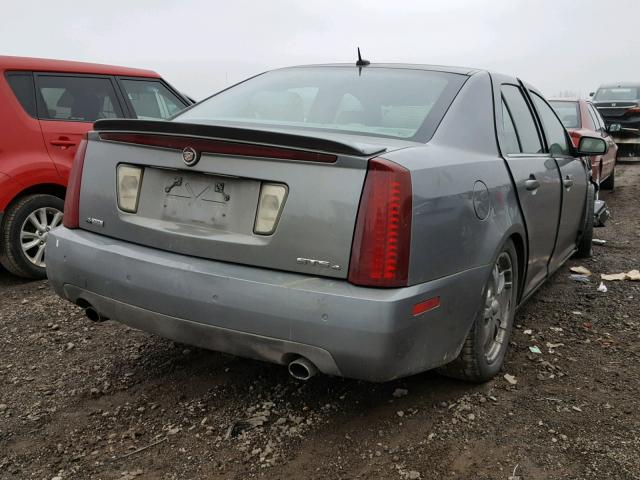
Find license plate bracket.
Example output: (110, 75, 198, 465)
(136, 168, 261, 233)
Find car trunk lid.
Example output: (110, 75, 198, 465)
(77, 120, 416, 279)
(594, 101, 638, 118)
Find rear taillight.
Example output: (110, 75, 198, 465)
(626, 106, 640, 114)
(348, 157, 412, 287)
(62, 136, 88, 229)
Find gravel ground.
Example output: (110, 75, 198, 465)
(1, 164, 639, 480)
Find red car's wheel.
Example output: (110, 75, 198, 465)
(1, 194, 64, 279)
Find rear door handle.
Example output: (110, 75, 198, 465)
(50, 138, 76, 147)
(525, 177, 540, 191)
(563, 175, 574, 189)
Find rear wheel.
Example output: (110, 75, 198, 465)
(439, 240, 518, 382)
(574, 183, 595, 258)
(0, 194, 64, 279)
(600, 165, 615, 190)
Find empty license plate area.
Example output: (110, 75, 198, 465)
(136, 168, 261, 233)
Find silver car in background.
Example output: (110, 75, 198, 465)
(46, 63, 606, 382)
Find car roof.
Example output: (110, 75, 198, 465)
(597, 82, 640, 89)
(0, 55, 160, 78)
(280, 63, 481, 76)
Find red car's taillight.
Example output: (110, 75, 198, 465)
(626, 106, 640, 115)
(62, 136, 88, 229)
(348, 157, 412, 287)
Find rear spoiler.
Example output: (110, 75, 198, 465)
(93, 119, 386, 157)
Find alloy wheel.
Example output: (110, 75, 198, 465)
(482, 252, 514, 364)
(19, 207, 63, 268)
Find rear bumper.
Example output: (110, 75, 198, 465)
(46, 227, 489, 382)
(612, 135, 640, 144)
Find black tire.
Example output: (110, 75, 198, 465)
(438, 239, 519, 382)
(600, 165, 615, 190)
(574, 183, 595, 259)
(0, 194, 64, 279)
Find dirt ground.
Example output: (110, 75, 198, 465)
(1, 164, 639, 480)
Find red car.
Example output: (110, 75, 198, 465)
(0, 56, 192, 278)
(550, 98, 618, 189)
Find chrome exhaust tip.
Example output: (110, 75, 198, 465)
(288, 357, 318, 381)
(84, 306, 103, 322)
(76, 299, 107, 322)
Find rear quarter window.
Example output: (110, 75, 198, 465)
(5, 72, 37, 117)
(501, 100, 521, 154)
(120, 79, 186, 120)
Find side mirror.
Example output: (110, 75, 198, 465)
(577, 136, 608, 156)
(589, 91, 595, 97)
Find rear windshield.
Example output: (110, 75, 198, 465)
(594, 87, 639, 102)
(175, 67, 467, 141)
(549, 101, 580, 128)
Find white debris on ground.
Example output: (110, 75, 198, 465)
(601, 270, 640, 281)
(570, 266, 592, 276)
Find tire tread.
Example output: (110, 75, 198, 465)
(438, 239, 518, 383)
(600, 168, 615, 190)
(437, 325, 484, 382)
(0, 194, 63, 279)
(575, 184, 595, 258)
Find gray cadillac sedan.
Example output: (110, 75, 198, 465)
(46, 63, 606, 382)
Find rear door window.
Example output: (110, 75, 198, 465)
(36, 75, 123, 122)
(530, 93, 571, 156)
(119, 79, 186, 119)
(501, 85, 542, 154)
(5, 72, 37, 117)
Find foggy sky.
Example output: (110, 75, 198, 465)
(3, 0, 639, 101)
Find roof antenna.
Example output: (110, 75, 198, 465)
(356, 47, 370, 75)
(356, 47, 371, 76)
(356, 47, 370, 66)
